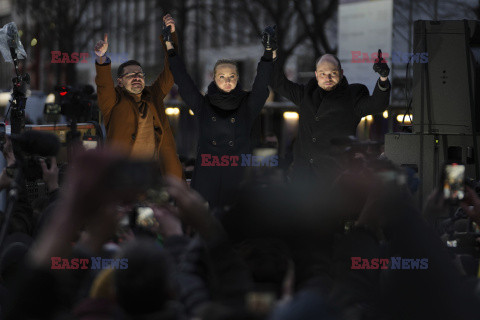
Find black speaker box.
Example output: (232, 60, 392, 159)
(385, 132, 480, 208)
(412, 20, 480, 135)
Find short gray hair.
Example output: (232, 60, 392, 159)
(315, 54, 342, 70)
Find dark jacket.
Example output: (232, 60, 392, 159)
(272, 60, 390, 179)
(95, 33, 182, 178)
(168, 51, 273, 209)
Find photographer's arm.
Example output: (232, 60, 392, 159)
(151, 205, 213, 315)
(357, 181, 479, 318)
(460, 186, 480, 225)
(30, 149, 139, 265)
(0, 135, 14, 191)
(6, 150, 147, 319)
(165, 176, 253, 305)
(40, 157, 59, 192)
(0, 136, 35, 235)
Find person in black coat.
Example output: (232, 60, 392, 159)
(272, 49, 391, 183)
(164, 19, 276, 210)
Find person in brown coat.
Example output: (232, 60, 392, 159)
(93, 14, 182, 178)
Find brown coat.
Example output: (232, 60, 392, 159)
(95, 33, 182, 178)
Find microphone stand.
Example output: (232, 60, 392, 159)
(66, 115, 82, 163)
(8, 46, 29, 135)
(0, 34, 29, 248)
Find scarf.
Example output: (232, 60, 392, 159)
(312, 76, 349, 109)
(206, 82, 248, 111)
(130, 92, 148, 119)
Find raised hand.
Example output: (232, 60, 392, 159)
(164, 175, 220, 240)
(152, 205, 183, 238)
(373, 49, 390, 78)
(163, 14, 175, 33)
(262, 25, 277, 51)
(460, 186, 480, 225)
(162, 14, 175, 44)
(94, 33, 108, 57)
(39, 156, 59, 192)
(1, 135, 15, 167)
(0, 168, 13, 191)
(162, 24, 172, 44)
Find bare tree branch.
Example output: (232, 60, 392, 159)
(293, 0, 321, 57)
(239, 0, 262, 37)
(284, 33, 308, 58)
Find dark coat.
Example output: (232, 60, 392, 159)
(272, 60, 391, 180)
(168, 52, 273, 209)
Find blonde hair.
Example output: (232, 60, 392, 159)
(213, 59, 239, 77)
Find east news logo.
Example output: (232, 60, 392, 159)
(201, 154, 278, 167)
(351, 257, 429, 270)
(51, 257, 128, 270)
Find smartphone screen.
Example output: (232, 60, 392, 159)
(135, 206, 157, 229)
(443, 163, 465, 201)
(246, 291, 276, 314)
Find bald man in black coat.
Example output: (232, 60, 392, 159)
(272, 50, 391, 182)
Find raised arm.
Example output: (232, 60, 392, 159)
(94, 33, 118, 124)
(354, 49, 391, 117)
(246, 26, 276, 118)
(352, 80, 391, 117)
(164, 30, 204, 115)
(151, 14, 178, 107)
(271, 53, 305, 106)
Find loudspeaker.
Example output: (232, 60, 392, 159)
(385, 132, 480, 208)
(412, 20, 480, 135)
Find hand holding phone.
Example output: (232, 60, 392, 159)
(443, 163, 466, 203)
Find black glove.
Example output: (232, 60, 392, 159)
(373, 49, 390, 77)
(262, 25, 277, 51)
(162, 23, 172, 43)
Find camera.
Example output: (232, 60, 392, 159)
(23, 155, 51, 181)
(8, 130, 60, 182)
(45, 85, 98, 122)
